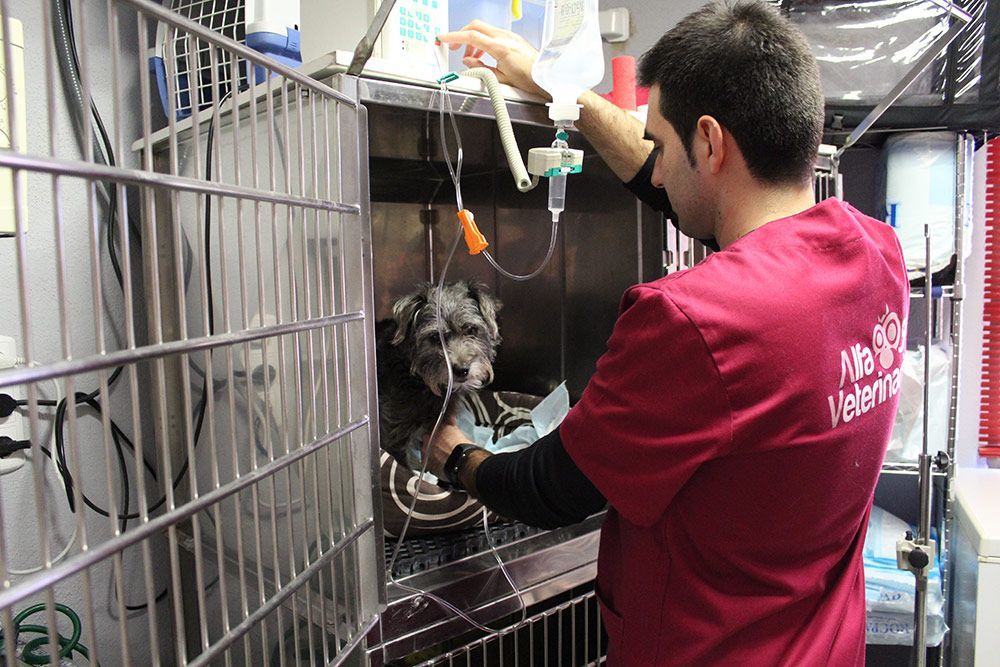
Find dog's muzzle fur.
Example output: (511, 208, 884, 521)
(376, 281, 501, 470)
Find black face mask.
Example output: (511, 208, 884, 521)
(666, 217, 720, 253)
(698, 236, 721, 253)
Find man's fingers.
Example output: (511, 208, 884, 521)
(464, 19, 507, 37)
(436, 29, 506, 59)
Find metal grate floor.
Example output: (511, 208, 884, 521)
(385, 521, 545, 578)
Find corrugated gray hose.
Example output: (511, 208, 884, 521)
(460, 68, 539, 193)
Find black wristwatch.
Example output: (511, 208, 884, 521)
(442, 443, 483, 492)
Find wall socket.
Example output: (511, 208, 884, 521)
(0, 410, 25, 476)
(0, 334, 25, 474)
(0, 334, 18, 369)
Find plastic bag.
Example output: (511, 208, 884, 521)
(453, 382, 570, 454)
(866, 611, 947, 646)
(885, 346, 951, 463)
(864, 506, 946, 643)
(788, 1, 952, 105)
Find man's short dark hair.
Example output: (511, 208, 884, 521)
(638, 0, 824, 185)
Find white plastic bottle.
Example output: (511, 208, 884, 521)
(531, 0, 604, 123)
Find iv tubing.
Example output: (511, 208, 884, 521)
(481, 217, 559, 281)
(384, 87, 528, 636)
(438, 78, 561, 280)
(460, 68, 539, 193)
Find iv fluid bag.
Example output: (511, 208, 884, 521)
(531, 0, 604, 121)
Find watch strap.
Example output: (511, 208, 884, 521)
(443, 443, 482, 491)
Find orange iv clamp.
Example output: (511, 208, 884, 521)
(458, 209, 489, 255)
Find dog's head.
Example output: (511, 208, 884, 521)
(390, 281, 501, 396)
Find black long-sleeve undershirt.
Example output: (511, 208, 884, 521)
(626, 148, 674, 215)
(474, 428, 606, 529)
(625, 148, 721, 252)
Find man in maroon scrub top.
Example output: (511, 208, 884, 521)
(426, 2, 909, 664)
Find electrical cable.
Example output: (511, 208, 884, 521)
(1, 370, 76, 576)
(20, 0, 222, 615)
(110, 90, 235, 611)
(7, 523, 78, 577)
(17, 395, 160, 523)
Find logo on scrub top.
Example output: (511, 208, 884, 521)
(827, 306, 906, 429)
(872, 307, 904, 371)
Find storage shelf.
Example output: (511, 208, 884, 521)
(881, 461, 948, 477)
(909, 285, 956, 299)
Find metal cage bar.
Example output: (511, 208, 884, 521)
(418, 590, 606, 667)
(0, 1, 381, 664)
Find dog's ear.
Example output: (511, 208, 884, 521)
(467, 281, 501, 341)
(390, 291, 427, 346)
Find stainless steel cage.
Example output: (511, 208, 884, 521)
(0, 1, 382, 665)
(418, 589, 606, 667)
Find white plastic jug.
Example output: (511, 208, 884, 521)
(884, 131, 960, 276)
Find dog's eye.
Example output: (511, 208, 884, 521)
(462, 324, 480, 336)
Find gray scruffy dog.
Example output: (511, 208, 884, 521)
(376, 280, 501, 470)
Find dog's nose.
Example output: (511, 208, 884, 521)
(452, 365, 470, 381)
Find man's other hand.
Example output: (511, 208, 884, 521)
(437, 20, 549, 100)
(421, 417, 474, 479)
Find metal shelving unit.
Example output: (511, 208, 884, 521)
(871, 132, 976, 665)
(934, 131, 976, 667)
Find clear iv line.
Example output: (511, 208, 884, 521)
(438, 79, 562, 281)
(383, 86, 528, 637)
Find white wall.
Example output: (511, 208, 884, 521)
(0, 3, 165, 665)
(596, 1, 706, 93)
(299, 0, 374, 64)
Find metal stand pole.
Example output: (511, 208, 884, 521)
(912, 223, 935, 667)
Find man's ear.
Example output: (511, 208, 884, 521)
(695, 115, 725, 175)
